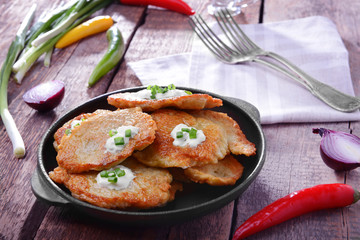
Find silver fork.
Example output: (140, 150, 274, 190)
(189, 10, 360, 113)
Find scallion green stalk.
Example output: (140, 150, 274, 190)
(12, 0, 113, 84)
(0, 4, 37, 158)
(44, 47, 53, 67)
(31, 0, 87, 47)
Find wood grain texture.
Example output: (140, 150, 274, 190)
(0, 1, 144, 239)
(230, 0, 360, 239)
(1, 0, 359, 239)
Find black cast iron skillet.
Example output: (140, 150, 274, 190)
(31, 86, 266, 226)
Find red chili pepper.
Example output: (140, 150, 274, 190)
(120, 0, 195, 15)
(233, 183, 360, 240)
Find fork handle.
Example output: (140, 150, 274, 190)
(264, 51, 360, 112)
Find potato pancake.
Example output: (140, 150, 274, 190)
(184, 155, 244, 186)
(49, 158, 182, 209)
(133, 109, 255, 169)
(56, 107, 157, 173)
(53, 109, 111, 151)
(107, 91, 222, 111)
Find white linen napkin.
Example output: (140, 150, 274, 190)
(128, 16, 360, 124)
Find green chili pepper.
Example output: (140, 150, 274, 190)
(88, 25, 124, 87)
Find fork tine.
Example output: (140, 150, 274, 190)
(214, 10, 248, 54)
(189, 15, 237, 61)
(220, 9, 260, 50)
(189, 17, 226, 60)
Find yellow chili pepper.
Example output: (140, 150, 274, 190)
(55, 15, 114, 48)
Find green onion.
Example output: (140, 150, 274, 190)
(12, 0, 113, 84)
(43, 47, 53, 67)
(189, 128, 197, 139)
(108, 176, 117, 183)
(109, 129, 117, 137)
(30, 0, 87, 47)
(147, 84, 178, 100)
(185, 90, 192, 95)
(181, 128, 190, 133)
(151, 87, 157, 99)
(107, 171, 115, 177)
(125, 129, 131, 138)
(65, 129, 71, 135)
(115, 168, 125, 177)
(176, 131, 183, 138)
(100, 170, 108, 178)
(114, 137, 124, 146)
(168, 84, 176, 90)
(0, 4, 36, 158)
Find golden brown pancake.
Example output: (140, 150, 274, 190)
(107, 91, 222, 111)
(56, 107, 157, 173)
(49, 158, 182, 209)
(190, 110, 256, 157)
(183, 155, 244, 186)
(133, 109, 256, 169)
(53, 109, 111, 151)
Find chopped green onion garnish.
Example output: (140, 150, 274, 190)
(176, 131, 183, 138)
(107, 171, 116, 177)
(189, 128, 197, 139)
(108, 177, 117, 183)
(114, 137, 124, 145)
(100, 170, 108, 178)
(185, 90, 192, 95)
(151, 87, 157, 95)
(115, 168, 126, 177)
(181, 128, 190, 133)
(65, 129, 71, 135)
(148, 84, 177, 100)
(125, 129, 131, 138)
(109, 129, 118, 137)
(168, 84, 176, 90)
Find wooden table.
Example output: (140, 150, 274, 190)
(1, 0, 359, 239)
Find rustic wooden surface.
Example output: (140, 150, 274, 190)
(0, 0, 359, 239)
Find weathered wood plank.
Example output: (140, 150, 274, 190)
(233, 123, 349, 239)
(230, 0, 360, 239)
(0, 1, 144, 239)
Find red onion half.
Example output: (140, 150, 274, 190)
(313, 128, 360, 171)
(23, 80, 65, 112)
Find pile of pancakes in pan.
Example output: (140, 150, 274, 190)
(49, 86, 256, 210)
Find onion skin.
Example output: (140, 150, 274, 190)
(23, 80, 65, 112)
(313, 128, 360, 171)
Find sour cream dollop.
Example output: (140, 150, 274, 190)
(123, 88, 189, 100)
(95, 165, 135, 190)
(171, 124, 206, 148)
(105, 126, 139, 154)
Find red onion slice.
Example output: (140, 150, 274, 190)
(313, 128, 360, 171)
(23, 80, 65, 112)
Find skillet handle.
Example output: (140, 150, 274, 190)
(223, 96, 261, 123)
(31, 167, 69, 206)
